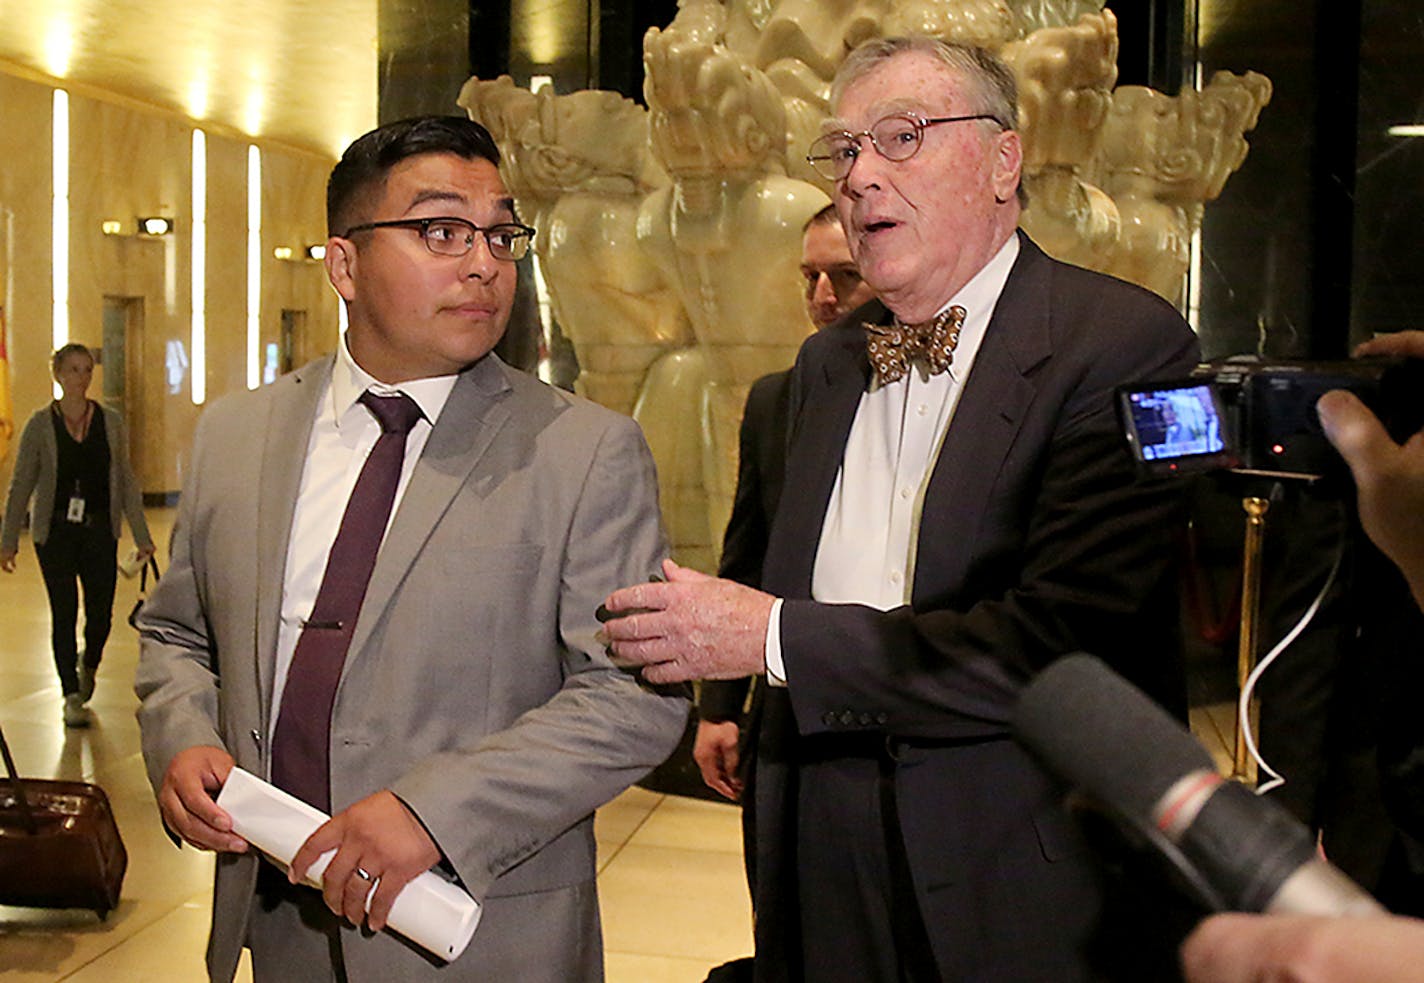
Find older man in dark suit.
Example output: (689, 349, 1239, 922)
(604, 36, 1199, 982)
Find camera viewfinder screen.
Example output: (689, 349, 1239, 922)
(1126, 385, 1225, 461)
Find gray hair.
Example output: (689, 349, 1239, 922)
(830, 36, 1024, 207)
(830, 36, 1019, 133)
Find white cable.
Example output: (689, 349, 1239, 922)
(1239, 531, 1345, 795)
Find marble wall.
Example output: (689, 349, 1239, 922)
(0, 74, 53, 471)
(0, 69, 338, 495)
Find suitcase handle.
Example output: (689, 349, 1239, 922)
(0, 724, 39, 835)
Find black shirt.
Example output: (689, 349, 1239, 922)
(50, 402, 111, 524)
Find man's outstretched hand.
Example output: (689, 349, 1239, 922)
(601, 559, 774, 684)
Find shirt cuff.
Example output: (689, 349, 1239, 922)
(764, 598, 787, 687)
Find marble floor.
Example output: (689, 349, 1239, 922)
(0, 507, 1235, 982)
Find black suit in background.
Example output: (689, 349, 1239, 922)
(750, 234, 1201, 983)
(716, 371, 793, 591)
(699, 368, 792, 898)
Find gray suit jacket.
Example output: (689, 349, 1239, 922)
(135, 353, 689, 982)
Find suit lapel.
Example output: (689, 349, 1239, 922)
(912, 235, 1054, 601)
(341, 355, 514, 671)
(255, 358, 329, 730)
(763, 317, 875, 598)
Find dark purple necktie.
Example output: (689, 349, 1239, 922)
(271, 390, 424, 812)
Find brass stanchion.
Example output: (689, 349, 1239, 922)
(1232, 495, 1271, 782)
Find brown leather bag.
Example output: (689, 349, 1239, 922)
(0, 723, 127, 917)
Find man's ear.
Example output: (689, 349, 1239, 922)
(324, 236, 358, 302)
(991, 129, 1024, 204)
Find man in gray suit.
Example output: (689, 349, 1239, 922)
(135, 116, 688, 983)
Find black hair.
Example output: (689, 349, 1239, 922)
(804, 203, 842, 233)
(326, 115, 502, 237)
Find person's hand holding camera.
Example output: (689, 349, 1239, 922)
(1316, 329, 1424, 610)
(1179, 330, 1424, 983)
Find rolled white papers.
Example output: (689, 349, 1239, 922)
(215, 767, 482, 961)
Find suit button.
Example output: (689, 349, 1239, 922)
(822, 711, 838, 727)
(839, 710, 856, 726)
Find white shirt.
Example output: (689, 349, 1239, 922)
(766, 234, 1020, 682)
(268, 338, 459, 734)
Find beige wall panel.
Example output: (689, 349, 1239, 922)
(0, 73, 59, 485)
(262, 150, 340, 373)
(2, 71, 338, 498)
(204, 133, 250, 400)
(70, 94, 196, 494)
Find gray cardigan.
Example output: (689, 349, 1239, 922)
(1, 402, 153, 551)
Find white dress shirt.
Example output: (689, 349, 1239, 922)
(766, 234, 1019, 683)
(268, 338, 459, 734)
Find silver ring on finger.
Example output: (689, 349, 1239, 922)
(354, 867, 373, 882)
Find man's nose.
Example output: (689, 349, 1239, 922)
(460, 234, 501, 280)
(841, 139, 884, 195)
(811, 272, 838, 307)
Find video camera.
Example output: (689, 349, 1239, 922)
(1117, 357, 1424, 482)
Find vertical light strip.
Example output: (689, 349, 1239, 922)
(1186, 5, 1204, 334)
(531, 253, 554, 383)
(191, 129, 207, 404)
(527, 76, 555, 383)
(1187, 226, 1203, 333)
(52, 89, 69, 394)
(247, 145, 261, 389)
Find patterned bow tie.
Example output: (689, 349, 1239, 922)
(865, 305, 966, 386)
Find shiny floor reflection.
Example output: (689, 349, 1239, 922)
(0, 509, 752, 982)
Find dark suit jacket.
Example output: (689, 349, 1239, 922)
(699, 369, 792, 725)
(718, 369, 793, 591)
(750, 235, 1200, 982)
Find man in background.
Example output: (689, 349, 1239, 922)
(695, 208, 874, 983)
(801, 205, 880, 333)
(694, 204, 876, 814)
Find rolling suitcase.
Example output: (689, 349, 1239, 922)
(0, 722, 127, 917)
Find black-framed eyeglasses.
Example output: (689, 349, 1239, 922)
(806, 112, 1004, 181)
(341, 216, 535, 261)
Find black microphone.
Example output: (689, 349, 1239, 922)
(1013, 653, 1383, 916)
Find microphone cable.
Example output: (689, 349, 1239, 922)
(1237, 525, 1345, 795)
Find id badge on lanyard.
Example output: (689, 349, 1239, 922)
(66, 482, 86, 524)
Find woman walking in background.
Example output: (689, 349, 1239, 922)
(1, 343, 153, 727)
